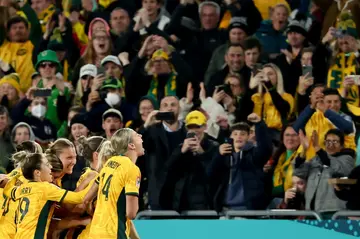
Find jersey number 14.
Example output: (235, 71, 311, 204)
(101, 173, 113, 201)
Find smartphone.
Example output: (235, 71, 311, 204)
(346, 75, 360, 85)
(186, 132, 196, 139)
(33, 89, 52, 97)
(155, 112, 175, 121)
(302, 65, 313, 77)
(97, 66, 106, 75)
(217, 84, 232, 96)
(333, 29, 345, 38)
(252, 63, 263, 75)
(224, 138, 234, 152)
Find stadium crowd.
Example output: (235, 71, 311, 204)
(1, 0, 360, 237)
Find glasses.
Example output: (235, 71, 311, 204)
(325, 140, 340, 146)
(40, 62, 56, 68)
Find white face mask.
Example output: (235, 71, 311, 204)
(31, 105, 46, 118)
(105, 92, 121, 107)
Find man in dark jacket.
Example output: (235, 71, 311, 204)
(140, 96, 187, 209)
(208, 113, 272, 211)
(160, 110, 218, 211)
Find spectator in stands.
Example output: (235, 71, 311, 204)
(0, 106, 13, 171)
(206, 44, 251, 96)
(11, 87, 57, 147)
(278, 173, 306, 211)
(250, 63, 294, 144)
(11, 122, 35, 147)
(125, 96, 158, 132)
(0, 73, 22, 112)
(243, 37, 262, 70)
(35, 50, 73, 129)
(160, 110, 218, 211)
(133, 0, 170, 36)
(272, 125, 300, 198)
(314, 0, 360, 38)
(31, 0, 55, 33)
(205, 16, 250, 83)
(74, 64, 97, 107)
(69, 113, 90, 153)
(209, 114, 272, 212)
(274, 11, 312, 96)
(253, 0, 290, 21)
(293, 87, 356, 160)
(72, 19, 112, 87)
(101, 55, 124, 90)
(125, 37, 191, 104)
(0, 15, 42, 92)
(295, 129, 354, 218)
(255, 4, 289, 60)
(110, 8, 130, 36)
(102, 108, 123, 139)
(141, 95, 186, 209)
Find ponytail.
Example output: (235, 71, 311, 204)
(97, 140, 115, 170)
(12, 151, 29, 168)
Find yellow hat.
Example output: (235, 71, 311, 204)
(0, 73, 21, 94)
(185, 110, 207, 126)
(151, 49, 169, 61)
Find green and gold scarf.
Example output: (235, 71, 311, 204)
(327, 52, 359, 106)
(147, 72, 177, 101)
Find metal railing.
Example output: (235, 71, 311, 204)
(331, 211, 360, 220)
(135, 210, 323, 220)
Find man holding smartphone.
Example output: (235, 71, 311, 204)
(160, 110, 219, 211)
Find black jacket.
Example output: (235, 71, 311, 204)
(207, 121, 272, 211)
(140, 122, 187, 209)
(160, 136, 219, 211)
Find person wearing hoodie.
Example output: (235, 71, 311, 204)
(208, 113, 273, 212)
(254, 4, 289, 60)
(11, 122, 35, 147)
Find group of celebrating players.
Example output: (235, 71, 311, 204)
(0, 128, 143, 239)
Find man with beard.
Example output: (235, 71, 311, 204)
(141, 95, 187, 209)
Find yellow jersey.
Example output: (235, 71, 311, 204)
(66, 168, 98, 239)
(88, 156, 141, 239)
(0, 169, 27, 239)
(0, 40, 35, 92)
(12, 181, 88, 239)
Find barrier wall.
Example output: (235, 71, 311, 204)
(134, 220, 359, 239)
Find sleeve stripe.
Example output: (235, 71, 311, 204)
(125, 192, 139, 197)
(10, 188, 17, 201)
(59, 190, 68, 203)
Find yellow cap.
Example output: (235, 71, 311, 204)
(151, 49, 169, 61)
(185, 110, 207, 126)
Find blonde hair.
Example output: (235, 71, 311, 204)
(45, 138, 75, 172)
(97, 128, 135, 169)
(12, 141, 43, 168)
(261, 63, 285, 95)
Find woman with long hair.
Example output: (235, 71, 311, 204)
(4, 153, 91, 239)
(0, 141, 42, 239)
(72, 18, 112, 88)
(87, 128, 144, 239)
(250, 63, 295, 145)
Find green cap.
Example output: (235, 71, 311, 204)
(35, 50, 61, 70)
(100, 77, 123, 90)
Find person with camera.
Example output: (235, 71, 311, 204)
(160, 110, 219, 211)
(278, 174, 306, 211)
(140, 95, 186, 210)
(208, 113, 272, 212)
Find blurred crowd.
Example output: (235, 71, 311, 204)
(1, 0, 360, 218)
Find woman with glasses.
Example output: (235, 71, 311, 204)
(294, 129, 355, 219)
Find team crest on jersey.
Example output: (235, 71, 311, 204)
(136, 177, 140, 188)
(16, 48, 27, 56)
